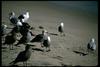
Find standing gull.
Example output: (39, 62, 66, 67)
(3, 30, 17, 50)
(31, 30, 48, 47)
(87, 38, 96, 53)
(10, 44, 32, 66)
(42, 35, 51, 52)
(1, 24, 7, 42)
(1, 24, 7, 36)
(58, 22, 65, 36)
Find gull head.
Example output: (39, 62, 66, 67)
(60, 22, 64, 27)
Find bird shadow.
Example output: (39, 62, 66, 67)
(25, 44, 36, 47)
(73, 50, 88, 56)
(9, 65, 19, 67)
(61, 62, 84, 67)
(48, 32, 58, 36)
(52, 56, 63, 61)
(30, 27, 35, 30)
(38, 26, 44, 29)
(32, 48, 44, 52)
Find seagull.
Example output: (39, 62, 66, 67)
(31, 29, 48, 47)
(10, 26, 20, 34)
(19, 23, 31, 36)
(10, 44, 32, 66)
(9, 12, 22, 26)
(42, 36, 51, 52)
(3, 31, 17, 50)
(1, 24, 7, 43)
(9, 12, 22, 35)
(9, 12, 17, 25)
(18, 11, 32, 30)
(87, 38, 96, 53)
(15, 29, 33, 46)
(58, 22, 65, 36)
(18, 12, 29, 23)
(1, 24, 7, 36)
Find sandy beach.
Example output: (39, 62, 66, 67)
(2, 1, 98, 66)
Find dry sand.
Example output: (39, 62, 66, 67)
(2, 1, 98, 66)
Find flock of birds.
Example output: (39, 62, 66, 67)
(1, 11, 97, 66)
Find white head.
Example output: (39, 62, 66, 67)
(3, 24, 7, 29)
(24, 12, 29, 20)
(60, 22, 64, 27)
(42, 29, 48, 35)
(91, 38, 95, 43)
(26, 12, 29, 15)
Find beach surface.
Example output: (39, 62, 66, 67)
(2, 1, 98, 66)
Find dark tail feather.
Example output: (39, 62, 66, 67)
(30, 39, 34, 42)
(31, 36, 42, 42)
(15, 43, 19, 46)
(9, 61, 16, 65)
(31, 38, 40, 42)
(30, 38, 36, 42)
